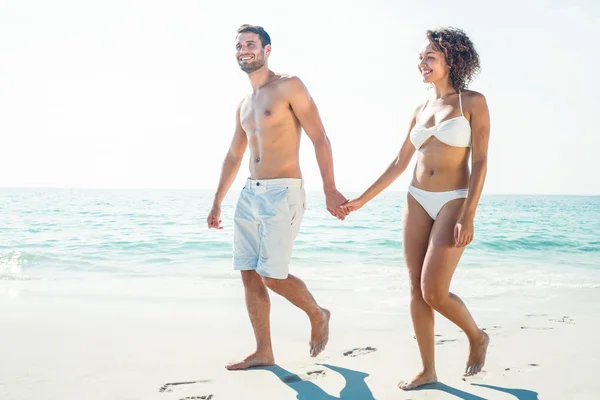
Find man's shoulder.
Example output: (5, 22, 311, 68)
(274, 74, 305, 90)
(275, 73, 300, 82)
(274, 75, 310, 102)
(237, 94, 251, 110)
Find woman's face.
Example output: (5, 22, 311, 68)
(418, 40, 450, 84)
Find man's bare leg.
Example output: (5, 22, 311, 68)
(263, 274, 330, 357)
(226, 270, 275, 370)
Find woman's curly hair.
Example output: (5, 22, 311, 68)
(426, 27, 480, 91)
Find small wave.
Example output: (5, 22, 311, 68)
(531, 281, 600, 289)
(143, 257, 175, 264)
(0, 274, 40, 281)
(172, 241, 231, 252)
(474, 236, 599, 253)
(0, 250, 35, 273)
(577, 244, 600, 253)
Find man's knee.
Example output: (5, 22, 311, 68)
(241, 270, 263, 287)
(261, 276, 285, 290)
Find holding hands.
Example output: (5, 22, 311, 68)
(325, 189, 350, 220)
(338, 196, 366, 216)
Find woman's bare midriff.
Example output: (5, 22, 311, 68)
(410, 139, 471, 192)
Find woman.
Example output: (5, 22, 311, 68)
(340, 27, 490, 390)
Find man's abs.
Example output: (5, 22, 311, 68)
(248, 128, 302, 179)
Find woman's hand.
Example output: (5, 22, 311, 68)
(339, 197, 366, 215)
(454, 215, 474, 247)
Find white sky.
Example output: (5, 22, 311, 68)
(1, 0, 598, 195)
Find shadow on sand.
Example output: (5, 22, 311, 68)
(412, 382, 539, 400)
(254, 363, 375, 400)
(241, 366, 539, 400)
(472, 383, 539, 400)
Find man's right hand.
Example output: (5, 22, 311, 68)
(207, 205, 223, 229)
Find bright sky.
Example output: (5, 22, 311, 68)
(1, 0, 598, 195)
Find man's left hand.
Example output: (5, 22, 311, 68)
(325, 190, 349, 220)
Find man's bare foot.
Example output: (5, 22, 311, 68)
(225, 351, 274, 371)
(398, 370, 438, 390)
(309, 308, 330, 357)
(465, 330, 489, 376)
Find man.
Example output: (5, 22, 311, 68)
(207, 24, 348, 370)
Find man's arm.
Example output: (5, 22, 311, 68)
(285, 77, 347, 219)
(207, 102, 248, 229)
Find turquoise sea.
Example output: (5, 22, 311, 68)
(1, 188, 599, 300)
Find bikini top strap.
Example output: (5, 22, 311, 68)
(458, 90, 464, 116)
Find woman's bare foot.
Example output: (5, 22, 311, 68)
(465, 330, 489, 376)
(398, 369, 438, 390)
(309, 308, 330, 357)
(225, 351, 274, 370)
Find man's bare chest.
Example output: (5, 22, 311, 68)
(240, 95, 293, 134)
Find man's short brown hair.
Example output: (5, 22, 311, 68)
(236, 24, 271, 47)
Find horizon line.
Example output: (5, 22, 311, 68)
(0, 186, 598, 197)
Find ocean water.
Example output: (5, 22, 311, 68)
(1, 188, 599, 300)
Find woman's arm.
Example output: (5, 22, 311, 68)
(340, 106, 421, 212)
(455, 91, 490, 247)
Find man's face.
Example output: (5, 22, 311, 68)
(235, 32, 270, 73)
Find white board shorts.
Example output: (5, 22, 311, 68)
(233, 178, 306, 279)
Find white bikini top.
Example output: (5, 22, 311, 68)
(410, 91, 471, 149)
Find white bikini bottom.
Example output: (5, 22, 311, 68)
(408, 185, 468, 220)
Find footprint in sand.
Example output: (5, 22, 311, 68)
(520, 326, 553, 330)
(521, 314, 575, 330)
(436, 339, 458, 345)
(501, 363, 539, 375)
(179, 396, 213, 400)
(550, 316, 575, 324)
(482, 325, 502, 331)
(281, 369, 327, 383)
(343, 347, 377, 357)
(159, 380, 211, 393)
(414, 334, 442, 339)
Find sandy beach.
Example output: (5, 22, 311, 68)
(2, 0, 599, 398)
(1, 273, 599, 400)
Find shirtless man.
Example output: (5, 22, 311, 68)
(207, 24, 348, 370)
